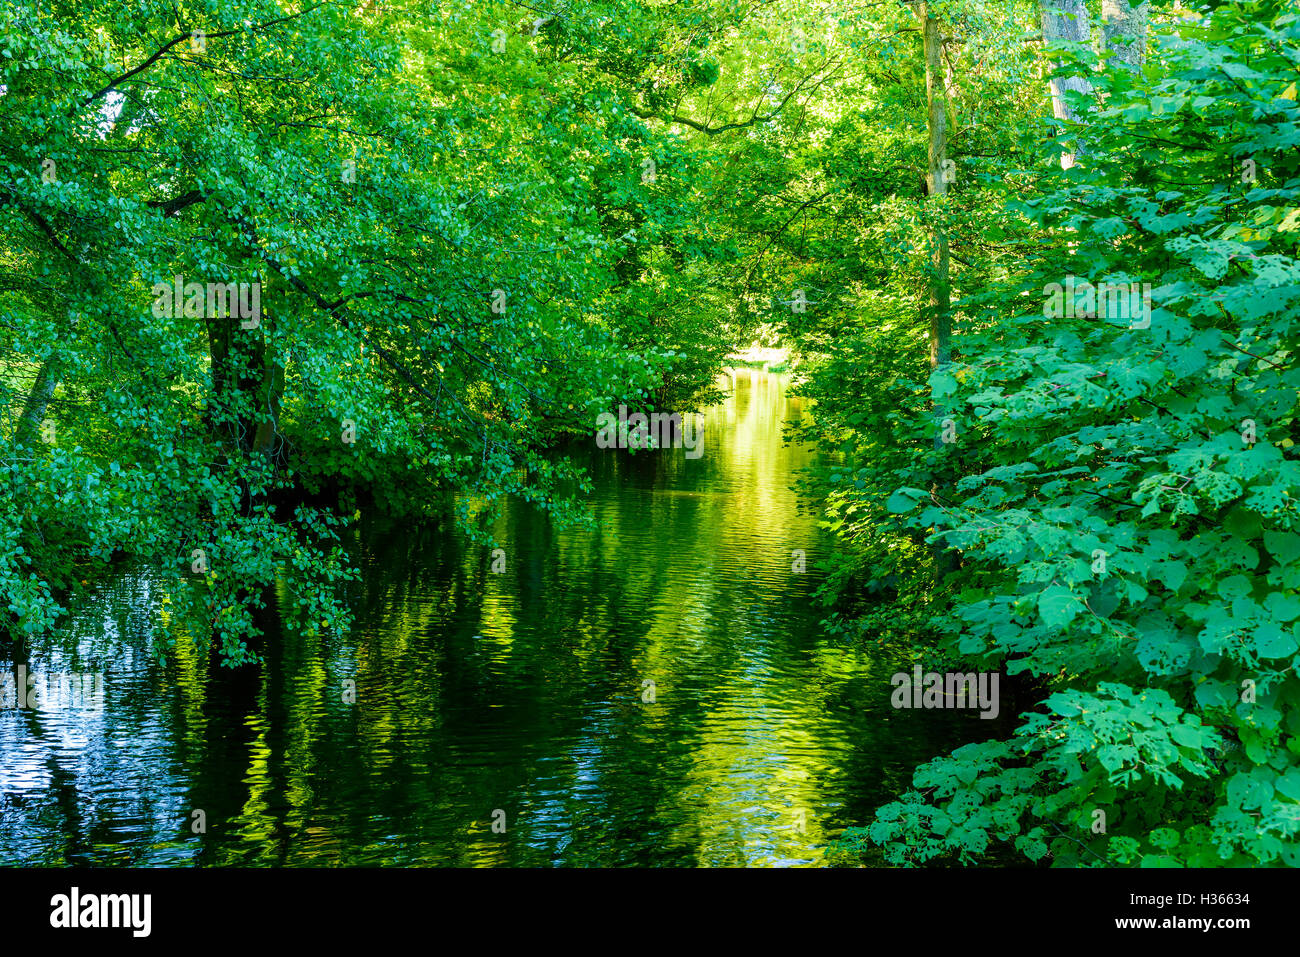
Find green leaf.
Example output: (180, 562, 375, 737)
(1038, 585, 1081, 628)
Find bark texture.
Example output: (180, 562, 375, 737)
(1102, 0, 1151, 70)
(1040, 0, 1093, 168)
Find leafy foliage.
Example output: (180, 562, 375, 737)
(826, 2, 1300, 867)
(0, 0, 747, 662)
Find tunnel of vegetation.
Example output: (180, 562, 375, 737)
(2, 0, 1298, 866)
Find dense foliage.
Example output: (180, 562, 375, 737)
(811, 2, 1300, 866)
(3, 0, 1297, 867)
(1, 0, 746, 662)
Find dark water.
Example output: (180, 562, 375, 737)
(1, 369, 980, 867)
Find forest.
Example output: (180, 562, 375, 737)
(1, 0, 1298, 871)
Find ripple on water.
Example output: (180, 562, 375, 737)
(1, 370, 982, 867)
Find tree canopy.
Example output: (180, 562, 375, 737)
(4, 0, 1299, 867)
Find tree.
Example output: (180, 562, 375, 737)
(1040, 0, 1094, 168)
(867, 1, 1300, 867)
(0, 0, 741, 659)
(1102, 0, 1151, 70)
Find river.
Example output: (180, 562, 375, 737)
(0, 368, 978, 866)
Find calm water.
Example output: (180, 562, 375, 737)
(1, 369, 980, 867)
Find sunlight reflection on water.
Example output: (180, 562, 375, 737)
(0, 369, 978, 867)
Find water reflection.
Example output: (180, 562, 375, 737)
(0, 369, 979, 867)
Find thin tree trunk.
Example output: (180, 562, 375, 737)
(15, 358, 59, 447)
(918, 2, 958, 581)
(921, 3, 950, 372)
(1040, 0, 1093, 169)
(252, 357, 286, 460)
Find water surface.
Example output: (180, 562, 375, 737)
(0, 369, 976, 866)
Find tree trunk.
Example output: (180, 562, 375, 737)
(1102, 0, 1151, 70)
(918, 2, 958, 581)
(205, 291, 285, 470)
(252, 357, 286, 459)
(921, 3, 950, 372)
(1040, 0, 1093, 169)
(15, 358, 59, 448)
